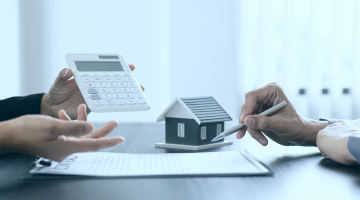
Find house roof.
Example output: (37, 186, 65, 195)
(156, 96, 232, 124)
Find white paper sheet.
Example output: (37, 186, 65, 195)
(29, 151, 270, 177)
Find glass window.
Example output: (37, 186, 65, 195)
(178, 123, 185, 137)
(217, 124, 222, 135)
(201, 127, 206, 140)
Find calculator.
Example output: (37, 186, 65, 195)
(65, 53, 151, 112)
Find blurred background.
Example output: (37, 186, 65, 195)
(0, 0, 359, 124)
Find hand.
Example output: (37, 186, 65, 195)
(41, 64, 145, 119)
(317, 120, 359, 165)
(237, 83, 328, 146)
(0, 105, 124, 161)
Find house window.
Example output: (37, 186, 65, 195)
(201, 127, 206, 140)
(216, 124, 222, 135)
(178, 123, 185, 137)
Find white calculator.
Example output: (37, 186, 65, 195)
(65, 53, 151, 112)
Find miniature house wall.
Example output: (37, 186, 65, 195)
(156, 96, 232, 149)
(165, 118, 224, 145)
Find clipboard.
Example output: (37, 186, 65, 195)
(23, 150, 272, 180)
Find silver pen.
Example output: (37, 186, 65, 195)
(211, 101, 287, 142)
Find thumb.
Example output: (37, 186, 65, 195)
(244, 115, 281, 131)
(49, 120, 94, 138)
(54, 68, 74, 86)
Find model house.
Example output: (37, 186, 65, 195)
(156, 96, 233, 150)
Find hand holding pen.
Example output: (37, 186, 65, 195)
(234, 83, 329, 147)
(212, 101, 287, 142)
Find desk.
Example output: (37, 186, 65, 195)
(1, 123, 360, 200)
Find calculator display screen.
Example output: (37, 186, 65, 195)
(75, 61, 124, 71)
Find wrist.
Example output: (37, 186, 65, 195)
(40, 93, 52, 117)
(0, 120, 18, 154)
(303, 118, 329, 146)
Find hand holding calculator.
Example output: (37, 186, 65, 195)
(65, 53, 151, 113)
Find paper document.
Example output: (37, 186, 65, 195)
(30, 151, 271, 177)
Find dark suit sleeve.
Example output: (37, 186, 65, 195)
(0, 93, 45, 122)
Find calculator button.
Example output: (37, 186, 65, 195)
(105, 100, 115, 105)
(103, 73, 113, 77)
(127, 82, 136, 87)
(114, 77, 124, 82)
(104, 77, 114, 82)
(123, 93, 133, 99)
(110, 88, 120, 93)
(93, 77, 103, 82)
(102, 94, 112, 99)
(125, 77, 133, 81)
(126, 99, 136, 105)
(81, 73, 90, 77)
(113, 73, 123, 77)
(88, 89, 98, 94)
(96, 83, 107, 88)
(90, 73, 102, 77)
(112, 94, 122, 99)
(123, 74, 131, 77)
(93, 100, 104, 105)
(99, 88, 109, 93)
(121, 88, 131, 93)
(83, 78, 93, 82)
(116, 99, 126, 105)
(131, 88, 140, 93)
(133, 94, 146, 104)
(85, 83, 96, 88)
(90, 94, 101, 100)
(107, 83, 117, 88)
(118, 83, 127, 87)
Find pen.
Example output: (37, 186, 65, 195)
(211, 101, 287, 142)
(35, 157, 52, 166)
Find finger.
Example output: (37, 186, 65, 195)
(261, 130, 290, 145)
(255, 103, 267, 115)
(129, 64, 135, 71)
(58, 110, 71, 121)
(60, 136, 125, 153)
(140, 85, 145, 92)
(49, 120, 94, 137)
(239, 92, 258, 123)
(236, 128, 247, 139)
(81, 121, 119, 139)
(54, 68, 74, 86)
(247, 128, 268, 146)
(319, 149, 329, 159)
(244, 115, 282, 131)
(239, 83, 280, 122)
(77, 104, 88, 121)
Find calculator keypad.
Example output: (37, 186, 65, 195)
(93, 100, 104, 105)
(88, 89, 98, 94)
(97, 83, 106, 88)
(86, 83, 96, 88)
(91, 95, 101, 100)
(81, 73, 145, 106)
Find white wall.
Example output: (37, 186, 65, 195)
(0, 0, 20, 99)
(18, 0, 171, 122)
(15, 0, 241, 123)
(168, 0, 239, 124)
(2, 0, 359, 123)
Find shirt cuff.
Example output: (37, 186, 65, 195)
(348, 136, 360, 164)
